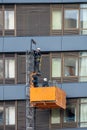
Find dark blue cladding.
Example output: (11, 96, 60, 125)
(1, 36, 87, 52)
(0, 85, 26, 100)
(62, 83, 87, 98)
(1, 0, 87, 3)
(0, 82, 87, 100)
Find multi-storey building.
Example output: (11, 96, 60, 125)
(0, 0, 87, 130)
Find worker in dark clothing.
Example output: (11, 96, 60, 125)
(32, 74, 38, 87)
(42, 78, 49, 87)
(33, 48, 41, 73)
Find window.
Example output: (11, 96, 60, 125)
(5, 106, 15, 125)
(0, 11, 3, 30)
(0, 60, 3, 79)
(64, 9, 79, 29)
(0, 107, 4, 125)
(51, 109, 60, 124)
(52, 58, 61, 77)
(80, 99, 87, 127)
(64, 57, 78, 77)
(80, 4, 87, 34)
(5, 59, 15, 79)
(51, 98, 87, 128)
(79, 52, 87, 82)
(64, 104, 76, 122)
(52, 9, 62, 30)
(4, 10, 14, 30)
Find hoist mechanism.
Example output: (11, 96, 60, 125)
(29, 40, 66, 109)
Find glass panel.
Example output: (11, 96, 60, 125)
(52, 58, 61, 77)
(81, 98, 87, 103)
(79, 77, 87, 82)
(64, 104, 76, 122)
(51, 109, 60, 124)
(6, 107, 15, 125)
(5, 59, 15, 78)
(80, 123, 87, 127)
(0, 60, 3, 79)
(80, 30, 87, 35)
(0, 107, 4, 125)
(52, 10, 62, 30)
(80, 104, 87, 123)
(80, 4, 87, 8)
(80, 9, 87, 28)
(79, 57, 87, 77)
(80, 52, 87, 56)
(64, 9, 79, 29)
(0, 11, 3, 30)
(64, 57, 78, 76)
(5, 11, 14, 29)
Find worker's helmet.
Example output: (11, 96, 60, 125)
(37, 48, 40, 51)
(43, 78, 47, 81)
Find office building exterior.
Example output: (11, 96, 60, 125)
(0, 0, 87, 130)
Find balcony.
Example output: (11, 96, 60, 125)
(30, 86, 66, 109)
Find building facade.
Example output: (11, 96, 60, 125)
(0, 0, 87, 130)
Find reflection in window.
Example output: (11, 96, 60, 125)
(80, 99, 87, 127)
(64, 105, 76, 122)
(52, 58, 61, 77)
(0, 107, 4, 125)
(64, 10, 79, 29)
(0, 11, 3, 30)
(79, 52, 87, 81)
(64, 57, 78, 76)
(6, 106, 15, 125)
(5, 59, 15, 78)
(52, 9, 62, 30)
(0, 60, 3, 79)
(51, 109, 60, 124)
(5, 11, 14, 30)
(80, 4, 87, 34)
(80, 9, 87, 29)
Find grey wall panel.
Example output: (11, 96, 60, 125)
(62, 83, 87, 98)
(32, 36, 62, 51)
(0, 0, 3, 3)
(4, 85, 26, 100)
(0, 87, 4, 100)
(3, 0, 62, 3)
(0, 38, 4, 52)
(2, 0, 87, 3)
(62, 36, 87, 51)
(3, 37, 29, 52)
(63, 0, 87, 2)
(3, 36, 87, 52)
(3, 36, 62, 52)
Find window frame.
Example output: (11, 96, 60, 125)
(4, 9, 15, 30)
(64, 8, 79, 30)
(63, 54, 78, 78)
(51, 8, 62, 31)
(79, 52, 87, 82)
(79, 98, 87, 127)
(5, 57, 15, 79)
(51, 57, 61, 78)
(5, 106, 15, 125)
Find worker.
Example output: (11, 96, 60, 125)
(32, 74, 38, 87)
(33, 48, 41, 73)
(42, 78, 49, 87)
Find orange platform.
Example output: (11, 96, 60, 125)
(30, 86, 66, 109)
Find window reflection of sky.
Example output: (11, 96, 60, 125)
(65, 10, 78, 20)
